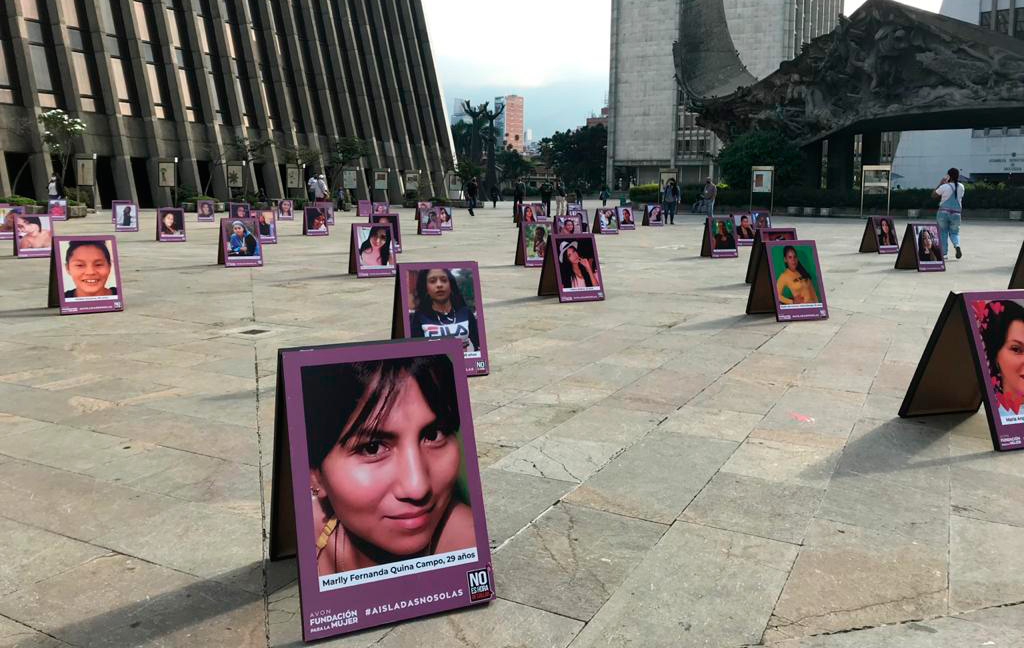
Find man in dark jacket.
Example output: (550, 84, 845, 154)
(466, 177, 479, 216)
(539, 181, 553, 220)
(513, 180, 525, 218)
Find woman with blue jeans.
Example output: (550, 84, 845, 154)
(933, 167, 965, 259)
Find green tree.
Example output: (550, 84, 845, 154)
(279, 143, 321, 172)
(327, 136, 368, 193)
(538, 123, 606, 192)
(450, 122, 472, 160)
(496, 149, 534, 185)
(717, 129, 803, 190)
(455, 159, 482, 185)
(227, 136, 273, 197)
(38, 109, 87, 192)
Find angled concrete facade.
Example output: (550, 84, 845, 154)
(0, 0, 456, 207)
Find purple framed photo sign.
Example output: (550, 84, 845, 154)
(303, 206, 329, 236)
(701, 216, 739, 258)
(47, 199, 68, 222)
(859, 216, 899, 254)
(276, 199, 295, 221)
(255, 209, 278, 244)
(1, 205, 24, 241)
(112, 201, 139, 232)
(643, 204, 663, 226)
(593, 208, 619, 235)
(538, 234, 605, 303)
(900, 291, 1024, 451)
(745, 227, 797, 284)
(48, 235, 124, 315)
(13, 214, 54, 257)
(371, 201, 390, 216)
(313, 201, 335, 226)
(218, 218, 263, 267)
(156, 208, 186, 242)
(196, 199, 216, 222)
(348, 223, 397, 278)
(357, 200, 371, 217)
(393, 262, 490, 376)
(732, 213, 757, 246)
(515, 221, 549, 267)
(418, 207, 442, 235)
(746, 239, 828, 322)
(895, 222, 944, 272)
(554, 215, 583, 235)
(369, 213, 403, 253)
(226, 202, 251, 222)
(616, 205, 635, 230)
(268, 338, 495, 641)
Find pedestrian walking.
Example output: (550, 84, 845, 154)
(336, 186, 346, 209)
(540, 181, 553, 220)
(490, 184, 500, 209)
(599, 185, 610, 207)
(314, 174, 328, 201)
(933, 167, 965, 259)
(466, 177, 479, 216)
(662, 178, 680, 224)
(513, 179, 525, 218)
(307, 175, 317, 202)
(47, 175, 59, 200)
(554, 180, 567, 216)
(702, 177, 717, 218)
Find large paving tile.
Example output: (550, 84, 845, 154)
(490, 435, 623, 483)
(568, 521, 797, 648)
(680, 472, 823, 544)
(949, 514, 1024, 611)
(719, 437, 841, 489)
(480, 467, 576, 548)
(657, 405, 764, 442)
(546, 404, 663, 446)
(765, 519, 947, 642)
(565, 430, 737, 523)
(0, 518, 107, 598)
(494, 503, 666, 621)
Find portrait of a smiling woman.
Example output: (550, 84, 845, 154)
(301, 355, 475, 577)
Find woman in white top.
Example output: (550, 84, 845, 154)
(932, 167, 965, 259)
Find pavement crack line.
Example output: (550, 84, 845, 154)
(251, 340, 272, 648)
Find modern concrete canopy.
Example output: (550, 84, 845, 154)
(0, 0, 456, 207)
(676, 0, 1024, 190)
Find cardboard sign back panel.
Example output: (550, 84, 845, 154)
(745, 248, 777, 315)
(269, 339, 495, 641)
(49, 236, 125, 315)
(764, 240, 828, 321)
(858, 218, 879, 253)
(901, 291, 1024, 452)
(393, 262, 490, 376)
(1010, 240, 1024, 289)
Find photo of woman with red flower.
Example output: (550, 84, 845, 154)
(975, 299, 1024, 424)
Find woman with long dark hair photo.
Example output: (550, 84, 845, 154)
(358, 225, 392, 267)
(303, 355, 475, 577)
(409, 268, 480, 352)
(558, 240, 599, 290)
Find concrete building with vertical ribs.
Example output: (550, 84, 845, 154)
(0, 0, 456, 207)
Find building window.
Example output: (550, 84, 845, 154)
(22, 0, 61, 108)
(65, 0, 104, 113)
(996, 9, 1010, 34)
(979, 11, 991, 28)
(0, 17, 17, 104)
(133, 0, 171, 120)
(1016, 10, 1024, 38)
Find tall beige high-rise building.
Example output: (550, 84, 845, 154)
(500, 95, 525, 153)
(607, 0, 841, 187)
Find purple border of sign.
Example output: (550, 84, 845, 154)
(157, 208, 186, 242)
(522, 221, 549, 267)
(594, 208, 619, 235)
(0, 205, 24, 241)
(909, 222, 944, 272)
(197, 199, 216, 222)
(419, 208, 442, 235)
(551, 233, 605, 303)
(226, 202, 251, 222)
(13, 214, 54, 258)
(963, 290, 1024, 451)
(275, 199, 294, 221)
(253, 209, 278, 244)
(351, 223, 397, 278)
(616, 205, 635, 230)
(732, 212, 757, 246)
(870, 216, 899, 254)
(111, 201, 139, 232)
(709, 217, 739, 258)
(303, 206, 329, 236)
(52, 235, 125, 315)
(47, 199, 68, 222)
(764, 239, 829, 321)
(369, 213, 403, 252)
(438, 206, 453, 231)
(644, 204, 663, 226)
(280, 338, 494, 641)
(396, 261, 491, 376)
(313, 201, 335, 225)
(221, 217, 263, 267)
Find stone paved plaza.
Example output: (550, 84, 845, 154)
(1, 203, 1023, 647)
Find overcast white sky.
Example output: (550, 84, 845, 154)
(422, 0, 942, 139)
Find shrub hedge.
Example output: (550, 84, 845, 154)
(629, 186, 1024, 210)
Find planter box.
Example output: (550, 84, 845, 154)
(68, 206, 87, 219)
(803, 207, 817, 216)
(1010, 211, 1022, 221)
(182, 202, 196, 212)
(907, 209, 920, 218)
(787, 206, 801, 215)
(819, 208, 832, 216)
